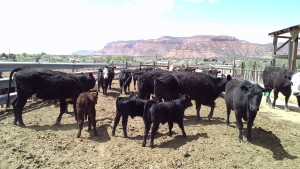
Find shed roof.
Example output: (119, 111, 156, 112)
(268, 24, 300, 36)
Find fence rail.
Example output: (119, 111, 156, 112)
(0, 61, 263, 105)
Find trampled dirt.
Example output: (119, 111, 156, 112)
(0, 79, 300, 169)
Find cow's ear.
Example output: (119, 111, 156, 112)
(227, 75, 232, 81)
(240, 86, 249, 94)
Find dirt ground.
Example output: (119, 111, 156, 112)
(0, 79, 300, 169)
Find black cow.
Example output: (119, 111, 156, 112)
(6, 66, 96, 126)
(132, 67, 153, 90)
(97, 66, 116, 95)
(154, 73, 180, 101)
(142, 94, 193, 148)
(137, 69, 169, 99)
(175, 72, 232, 120)
(202, 69, 221, 77)
(261, 66, 294, 111)
(119, 69, 132, 94)
(112, 96, 149, 138)
(225, 78, 272, 143)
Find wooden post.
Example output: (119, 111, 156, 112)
(288, 41, 293, 70)
(233, 58, 236, 77)
(125, 62, 128, 68)
(290, 30, 299, 72)
(273, 35, 278, 55)
(167, 60, 170, 69)
(153, 61, 156, 69)
(271, 58, 276, 66)
(140, 62, 142, 69)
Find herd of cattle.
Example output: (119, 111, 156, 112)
(5, 65, 300, 148)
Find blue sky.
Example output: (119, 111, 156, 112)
(0, 0, 299, 55)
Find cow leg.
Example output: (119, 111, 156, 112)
(178, 121, 187, 137)
(122, 116, 129, 138)
(133, 80, 136, 90)
(142, 120, 151, 147)
(88, 116, 92, 131)
(92, 118, 98, 136)
(235, 112, 244, 143)
(11, 97, 18, 125)
(272, 90, 279, 109)
(77, 119, 84, 138)
(226, 106, 231, 126)
(195, 101, 202, 120)
(150, 122, 160, 148)
(297, 96, 300, 107)
(266, 90, 272, 105)
(246, 112, 257, 143)
(168, 122, 173, 137)
(284, 95, 290, 111)
(112, 114, 121, 136)
(14, 96, 28, 126)
(56, 100, 67, 125)
(73, 102, 78, 121)
(207, 102, 216, 120)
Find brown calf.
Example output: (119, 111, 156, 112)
(76, 92, 98, 138)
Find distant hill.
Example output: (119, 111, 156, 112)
(95, 35, 277, 58)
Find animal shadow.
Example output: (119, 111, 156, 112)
(157, 132, 208, 149)
(251, 127, 298, 160)
(27, 122, 78, 132)
(184, 115, 225, 126)
(88, 123, 111, 142)
(275, 105, 300, 113)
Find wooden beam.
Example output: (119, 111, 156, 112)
(277, 36, 292, 39)
(290, 30, 299, 72)
(275, 38, 291, 53)
(273, 55, 300, 59)
(268, 24, 300, 36)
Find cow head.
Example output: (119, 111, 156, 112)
(91, 92, 98, 104)
(291, 72, 300, 96)
(179, 94, 193, 108)
(103, 67, 109, 79)
(241, 84, 272, 112)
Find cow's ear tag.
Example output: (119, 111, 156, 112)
(264, 91, 270, 96)
(242, 89, 247, 94)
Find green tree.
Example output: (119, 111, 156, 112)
(1, 53, 7, 59)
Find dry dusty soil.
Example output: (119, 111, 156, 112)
(1, 79, 300, 169)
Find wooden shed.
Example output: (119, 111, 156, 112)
(268, 24, 300, 71)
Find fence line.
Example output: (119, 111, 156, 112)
(0, 61, 264, 105)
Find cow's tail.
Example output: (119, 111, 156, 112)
(84, 101, 88, 121)
(6, 66, 30, 109)
(143, 100, 157, 121)
(115, 97, 123, 116)
(121, 72, 142, 92)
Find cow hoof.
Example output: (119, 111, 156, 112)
(238, 138, 243, 143)
(207, 115, 212, 120)
(197, 117, 202, 121)
(142, 143, 146, 147)
(183, 134, 187, 138)
(150, 144, 154, 148)
(123, 136, 128, 138)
